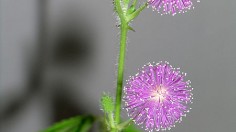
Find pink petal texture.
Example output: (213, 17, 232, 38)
(124, 61, 193, 131)
(148, 0, 199, 15)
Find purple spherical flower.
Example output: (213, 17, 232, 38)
(148, 0, 200, 16)
(124, 61, 193, 131)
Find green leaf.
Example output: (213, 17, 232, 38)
(122, 122, 141, 132)
(41, 115, 96, 132)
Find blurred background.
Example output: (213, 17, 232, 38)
(0, 0, 236, 132)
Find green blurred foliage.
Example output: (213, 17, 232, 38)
(41, 115, 95, 132)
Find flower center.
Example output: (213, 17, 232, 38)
(151, 85, 167, 103)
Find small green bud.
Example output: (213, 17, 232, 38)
(101, 94, 115, 113)
(127, 5, 136, 15)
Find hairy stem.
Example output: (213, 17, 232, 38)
(115, 20, 128, 124)
(108, 113, 115, 128)
(113, 0, 147, 127)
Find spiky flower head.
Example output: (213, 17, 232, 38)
(124, 61, 193, 131)
(148, 0, 200, 16)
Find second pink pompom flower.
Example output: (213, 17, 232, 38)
(124, 62, 193, 131)
(148, 0, 199, 15)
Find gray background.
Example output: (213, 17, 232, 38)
(0, 0, 236, 132)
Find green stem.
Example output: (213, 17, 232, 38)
(115, 20, 128, 124)
(108, 113, 115, 128)
(113, 0, 147, 127)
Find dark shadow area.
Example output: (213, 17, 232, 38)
(0, 0, 96, 127)
(50, 82, 90, 122)
(52, 19, 92, 66)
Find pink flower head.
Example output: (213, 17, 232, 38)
(124, 61, 193, 131)
(148, 0, 199, 16)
